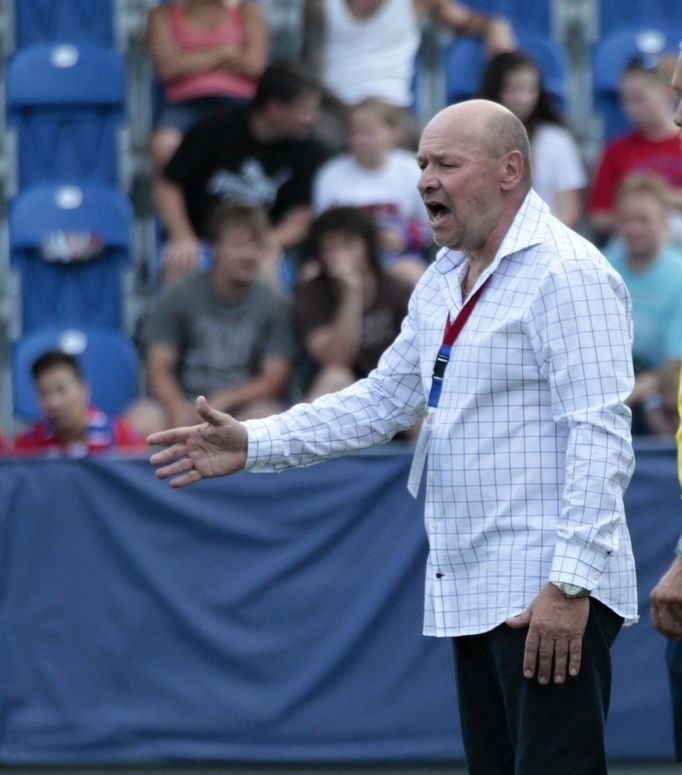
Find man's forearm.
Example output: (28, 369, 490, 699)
(273, 207, 313, 250)
(154, 176, 197, 241)
(148, 370, 189, 417)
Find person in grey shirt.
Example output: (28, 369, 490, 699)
(141, 202, 297, 431)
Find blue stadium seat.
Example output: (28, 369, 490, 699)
(12, 326, 139, 421)
(6, 42, 125, 187)
(592, 26, 681, 141)
(483, 0, 551, 35)
(599, 0, 682, 36)
(15, 0, 115, 48)
(9, 182, 132, 334)
(445, 30, 568, 111)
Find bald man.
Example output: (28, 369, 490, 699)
(149, 100, 637, 775)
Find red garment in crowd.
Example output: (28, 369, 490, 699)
(12, 406, 145, 456)
(587, 130, 682, 214)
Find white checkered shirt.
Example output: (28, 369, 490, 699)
(245, 190, 638, 636)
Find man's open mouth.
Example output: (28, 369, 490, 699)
(425, 202, 450, 221)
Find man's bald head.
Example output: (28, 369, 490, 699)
(417, 100, 533, 257)
(425, 100, 532, 187)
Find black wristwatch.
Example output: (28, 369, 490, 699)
(551, 581, 590, 599)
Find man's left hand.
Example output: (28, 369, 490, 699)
(650, 555, 682, 640)
(506, 583, 589, 685)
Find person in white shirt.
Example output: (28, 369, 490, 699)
(149, 99, 637, 775)
(301, 0, 515, 148)
(313, 97, 431, 285)
(478, 50, 586, 228)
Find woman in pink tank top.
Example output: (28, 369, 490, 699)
(146, 0, 269, 171)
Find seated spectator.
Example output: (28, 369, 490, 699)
(313, 97, 431, 285)
(294, 206, 412, 401)
(301, 0, 515, 150)
(12, 351, 145, 457)
(478, 50, 586, 228)
(588, 57, 682, 242)
(602, 175, 682, 433)
(141, 202, 297, 430)
(155, 60, 330, 286)
(146, 0, 269, 173)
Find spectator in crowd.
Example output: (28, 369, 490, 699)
(301, 0, 515, 149)
(155, 60, 329, 285)
(588, 57, 682, 242)
(294, 206, 412, 401)
(478, 50, 586, 228)
(141, 202, 297, 430)
(602, 175, 682, 433)
(312, 97, 431, 285)
(12, 351, 144, 456)
(146, 0, 269, 174)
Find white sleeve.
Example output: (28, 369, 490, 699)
(534, 126, 587, 193)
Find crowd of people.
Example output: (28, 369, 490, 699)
(4, 0, 681, 459)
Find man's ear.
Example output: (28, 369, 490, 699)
(499, 149, 525, 191)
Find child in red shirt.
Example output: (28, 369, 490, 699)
(12, 350, 144, 457)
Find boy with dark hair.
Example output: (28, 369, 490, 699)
(13, 351, 143, 456)
(155, 60, 330, 285)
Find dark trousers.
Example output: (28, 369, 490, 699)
(452, 599, 623, 775)
(666, 640, 682, 761)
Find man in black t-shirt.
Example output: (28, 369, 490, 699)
(155, 61, 329, 284)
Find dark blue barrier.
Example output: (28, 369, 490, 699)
(0, 441, 678, 764)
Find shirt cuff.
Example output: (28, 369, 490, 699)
(549, 538, 611, 590)
(243, 417, 284, 471)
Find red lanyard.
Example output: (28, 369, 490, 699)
(427, 276, 491, 409)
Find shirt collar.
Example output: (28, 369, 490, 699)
(434, 189, 549, 280)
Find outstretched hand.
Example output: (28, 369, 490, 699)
(506, 583, 589, 685)
(148, 396, 248, 488)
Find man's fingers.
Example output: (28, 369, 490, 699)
(651, 604, 682, 640)
(522, 629, 539, 679)
(568, 636, 583, 677)
(154, 454, 195, 481)
(149, 442, 190, 466)
(195, 396, 225, 425)
(168, 468, 204, 489)
(536, 638, 554, 685)
(524, 636, 580, 686)
(148, 427, 195, 447)
(553, 639, 568, 684)
(505, 609, 531, 628)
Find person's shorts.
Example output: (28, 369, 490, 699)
(155, 95, 249, 133)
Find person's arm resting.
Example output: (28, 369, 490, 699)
(421, 0, 516, 52)
(208, 356, 291, 414)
